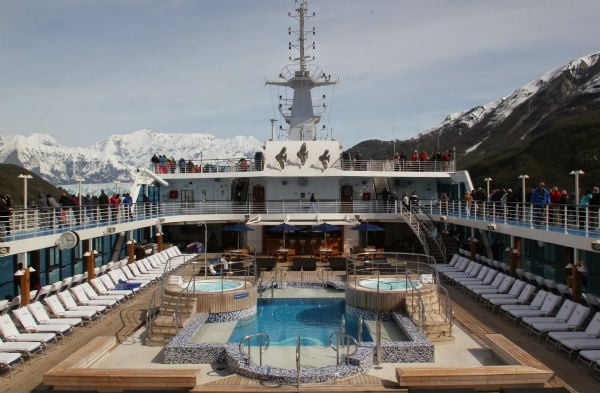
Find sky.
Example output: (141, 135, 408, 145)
(1, 0, 599, 149)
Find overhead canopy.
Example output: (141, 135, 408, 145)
(350, 223, 384, 232)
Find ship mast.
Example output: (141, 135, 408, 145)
(266, 0, 337, 141)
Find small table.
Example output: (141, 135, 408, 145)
(277, 248, 289, 262)
(319, 248, 332, 262)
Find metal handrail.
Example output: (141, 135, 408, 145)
(4, 199, 600, 246)
(328, 332, 358, 365)
(296, 337, 301, 388)
(239, 333, 270, 366)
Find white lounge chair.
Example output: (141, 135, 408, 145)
(520, 299, 577, 330)
(70, 285, 117, 308)
(576, 349, 600, 374)
(454, 266, 490, 286)
(470, 274, 515, 297)
(546, 312, 600, 351)
(11, 308, 73, 342)
(459, 268, 499, 291)
(558, 337, 600, 360)
(505, 292, 562, 324)
(57, 291, 107, 314)
(480, 279, 527, 304)
(90, 277, 134, 299)
(99, 274, 141, 295)
(527, 304, 591, 342)
(486, 284, 537, 312)
(80, 282, 125, 303)
(0, 315, 56, 348)
(442, 261, 480, 279)
(43, 295, 97, 324)
(500, 290, 548, 316)
(463, 272, 506, 294)
(0, 336, 43, 364)
(27, 302, 83, 330)
(0, 351, 24, 377)
(108, 269, 149, 290)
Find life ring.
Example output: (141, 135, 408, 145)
(343, 188, 352, 197)
(209, 257, 229, 275)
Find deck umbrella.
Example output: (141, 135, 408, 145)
(310, 222, 341, 244)
(267, 223, 301, 247)
(350, 222, 384, 246)
(222, 223, 255, 248)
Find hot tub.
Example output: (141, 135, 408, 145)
(358, 277, 422, 291)
(190, 279, 245, 292)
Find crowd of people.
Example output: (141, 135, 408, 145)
(0, 189, 146, 239)
(464, 181, 600, 226)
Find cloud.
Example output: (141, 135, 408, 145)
(0, 0, 599, 147)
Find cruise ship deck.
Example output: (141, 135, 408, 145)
(1, 267, 597, 393)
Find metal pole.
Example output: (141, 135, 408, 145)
(18, 174, 33, 229)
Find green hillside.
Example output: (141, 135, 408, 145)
(0, 164, 64, 208)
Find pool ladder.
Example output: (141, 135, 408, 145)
(239, 332, 270, 366)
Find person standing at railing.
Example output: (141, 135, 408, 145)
(37, 192, 50, 228)
(440, 192, 449, 216)
(99, 189, 109, 223)
(589, 186, 600, 229)
(47, 193, 61, 227)
(122, 193, 133, 221)
(59, 190, 74, 226)
(530, 182, 550, 226)
(151, 153, 159, 173)
(0, 194, 12, 241)
(464, 191, 473, 217)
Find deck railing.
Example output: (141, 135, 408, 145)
(2, 199, 599, 244)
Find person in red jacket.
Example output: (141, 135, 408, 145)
(549, 186, 562, 224)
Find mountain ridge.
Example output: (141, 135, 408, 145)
(1, 51, 599, 193)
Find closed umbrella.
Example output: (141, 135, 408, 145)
(351, 222, 384, 246)
(223, 223, 255, 248)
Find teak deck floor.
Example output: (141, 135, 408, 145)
(2, 267, 597, 393)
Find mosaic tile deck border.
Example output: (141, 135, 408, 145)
(164, 282, 434, 381)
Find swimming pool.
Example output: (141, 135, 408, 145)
(358, 277, 421, 291)
(191, 279, 244, 292)
(229, 298, 372, 346)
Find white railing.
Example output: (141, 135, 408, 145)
(147, 157, 456, 175)
(1, 199, 599, 243)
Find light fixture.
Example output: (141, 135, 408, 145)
(591, 240, 600, 251)
(107, 227, 116, 233)
(0, 246, 9, 255)
(487, 223, 496, 230)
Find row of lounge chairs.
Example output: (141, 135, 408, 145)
(0, 246, 193, 378)
(436, 252, 600, 378)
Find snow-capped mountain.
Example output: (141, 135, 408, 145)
(427, 52, 600, 162)
(354, 51, 600, 173)
(0, 130, 262, 185)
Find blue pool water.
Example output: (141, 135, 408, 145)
(229, 298, 372, 346)
(192, 279, 243, 292)
(358, 277, 421, 291)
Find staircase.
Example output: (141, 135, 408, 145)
(409, 287, 454, 343)
(145, 290, 196, 347)
(372, 177, 389, 198)
(399, 208, 447, 263)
